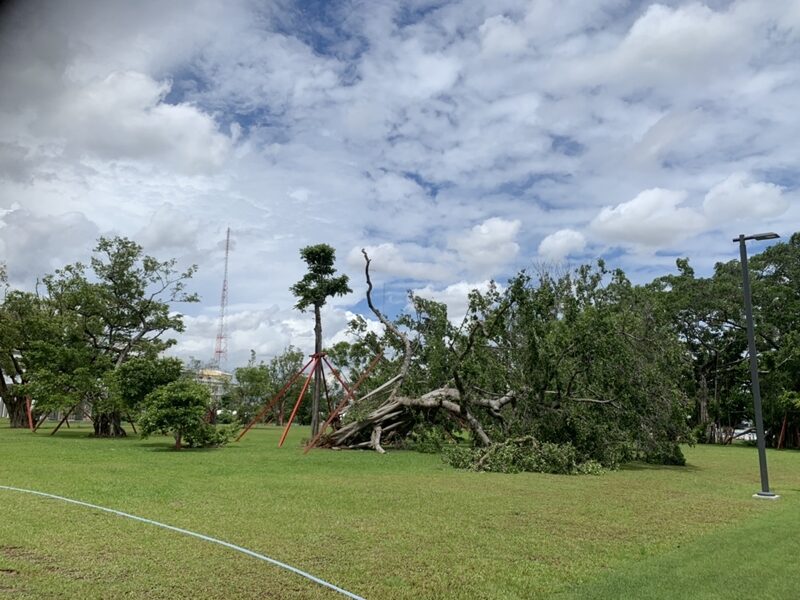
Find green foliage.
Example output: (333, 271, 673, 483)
(2, 236, 198, 436)
(443, 437, 605, 475)
(407, 424, 450, 454)
(289, 244, 351, 312)
(229, 347, 306, 424)
(139, 380, 211, 449)
(110, 356, 183, 414)
(183, 422, 240, 448)
(650, 233, 800, 447)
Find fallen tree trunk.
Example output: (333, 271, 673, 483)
(321, 250, 517, 452)
(321, 385, 516, 449)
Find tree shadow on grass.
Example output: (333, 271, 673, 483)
(140, 443, 239, 453)
(620, 462, 702, 472)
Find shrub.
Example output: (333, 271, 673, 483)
(183, 423, 240, 448)
(443, 437, 605, 475)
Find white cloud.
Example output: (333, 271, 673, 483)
(0, 208, 99, 285)
(703, 173, 789, 223)
(538, 229, 586, 262)
(479, 15, 528, 57)
(573, 3, 749, 92)
(412, 280, 500, 324)
(591, 188, 706, 248)
(40, 71, 231, 173)
(450, 217, 521, 274)
(1, 0, 799, 368)
(347, 243, 453, 281)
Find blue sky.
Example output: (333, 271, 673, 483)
(0, 0, 798, 367)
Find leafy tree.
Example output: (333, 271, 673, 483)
(229, 351, 272, 424)
(38, 237, 197, 436)
(267, 346, 305, 424)
(289, 244, 351, 436)
(0, 290, 63, 427)
(228, 347, 306, 425)
(139, 380, 210, 450)
(109, 356, 184, 416)
(328, 257, 692, 469)
(650, 233, 800, 447)
(649, 259, 747, 441)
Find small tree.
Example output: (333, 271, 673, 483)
(290, 244, 351, 436)
(110, 356, 183, 417)
(139, 380, 210, 450)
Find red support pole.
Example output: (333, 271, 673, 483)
(236, 356, 316, 442)
(351, 352, 384, 393)
(322, 356, 357, 401)
(25, 396, 34, 432)
(278, 357, 318, 448)
(304, 354, 380, 454)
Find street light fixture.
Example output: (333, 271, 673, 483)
(733, 232, 780, 500)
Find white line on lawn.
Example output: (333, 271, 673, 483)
(0, 485, 366, 600)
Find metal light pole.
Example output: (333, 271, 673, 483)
(734, 232, 779, 500)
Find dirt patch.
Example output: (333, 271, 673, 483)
(0, 545, 90, 581)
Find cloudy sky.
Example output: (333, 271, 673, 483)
(1, 0, 798, 368)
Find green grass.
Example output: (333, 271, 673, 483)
(0, 421, 798, 599)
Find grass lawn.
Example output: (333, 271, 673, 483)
(0, 420, 798, 599)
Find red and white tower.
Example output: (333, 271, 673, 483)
(212, 227, 231, 367)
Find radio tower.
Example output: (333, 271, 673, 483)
(212, 227, 231, 368)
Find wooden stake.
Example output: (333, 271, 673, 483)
(278, 357, 318, 448)
(777, 413, 788, 450)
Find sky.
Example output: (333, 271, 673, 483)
(0, 0, 798, 369)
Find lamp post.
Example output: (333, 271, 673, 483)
(734, 232, 779, 500)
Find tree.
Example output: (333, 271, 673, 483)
(290, 244, 351, 436)
(229, 351, 272, 424)
(139, 380, 210, 450)
(229, 347, 307, 425)
(0, 290, 59, 427)
(323, 252, 691, 470)
(109, 356, 184, 416)
(649, 233, 800, 447)
(267, 346, 305, 425)
(39, 237, 197, 436)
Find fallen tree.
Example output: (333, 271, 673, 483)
(320, 251, 691, 470)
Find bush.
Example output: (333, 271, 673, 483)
(139, 380, 239, 450)
(408, 424, 448, 453)
(443, 437, 605, 475)
(183, 423, 240, 448)
(215, 409, 237, 425)
(643, 442, 686, 466)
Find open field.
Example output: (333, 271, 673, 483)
(0, 421, 798, 599)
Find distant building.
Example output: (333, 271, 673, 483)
(195, 368, 232, 407)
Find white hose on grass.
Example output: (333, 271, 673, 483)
(0, 485, 366, 600)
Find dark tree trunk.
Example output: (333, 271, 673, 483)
(0, 365, 28, 429)
(311, 303, 322, 436)
(92, 412, 127, 437)
(6, 395, 29, 428)
(174, 431, 182, 450)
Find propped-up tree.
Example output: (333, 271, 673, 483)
(290, 244, 351, 436)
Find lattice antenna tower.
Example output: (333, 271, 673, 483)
(212, 227, 231, 368)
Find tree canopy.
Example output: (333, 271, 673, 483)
(0, 236, 197, 435)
